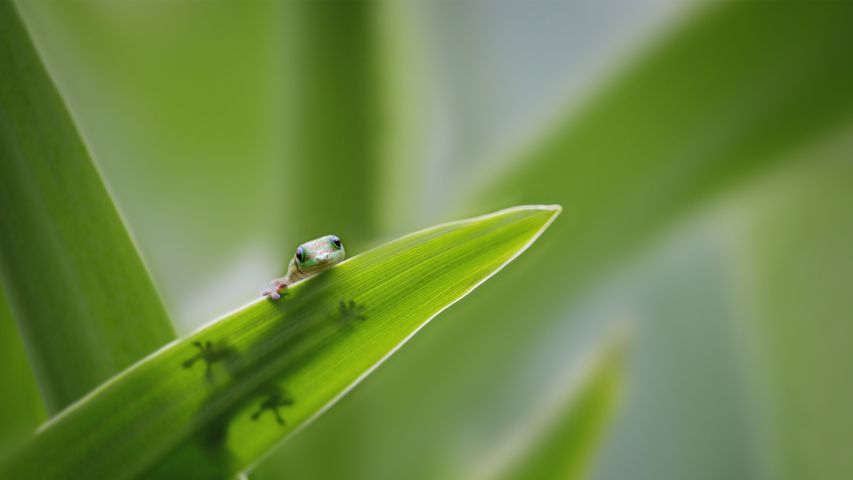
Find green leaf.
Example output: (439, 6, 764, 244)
(0, 205, 560, 480)
(374, 1, 430, 234)
(0, 0, 175, 412)
(497, 336, 624, 480)
(0, 285, 46, 454)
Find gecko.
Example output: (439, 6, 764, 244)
(262, 234, 346, 300)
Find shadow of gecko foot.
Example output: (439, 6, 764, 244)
(338, 299, 367, 323)
(182, 340, 238, 382)
(251, 392, 294, 426)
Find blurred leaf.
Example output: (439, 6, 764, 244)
(446, 0, 853, 435)
(731, 137, 853, 480)
(374, 1, 430, 234)
(492, 336, 624, 480)
(451, 3, 853, 478)
(280, 2, 383, 254)
(0, 206, 559, 480)
(0, 285, 46, 454)
(465, 1, 853, 304)
(14, 0, 287, 330)
(592, 223, 759, 480)
(0, 0, 175, 412)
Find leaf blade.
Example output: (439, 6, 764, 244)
(0, 205, 559, 480)
(0, 285, 46, 454)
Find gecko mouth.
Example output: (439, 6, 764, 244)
(301, 251, 345, 272)
(312, 254, 334, 266)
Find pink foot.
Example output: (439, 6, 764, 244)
(262, 281, 288, 300)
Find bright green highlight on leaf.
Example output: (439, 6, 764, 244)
(0, 205, 560, 480)
(0, 0, 175, 413)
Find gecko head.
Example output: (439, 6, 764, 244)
(294, 234, 346, 274)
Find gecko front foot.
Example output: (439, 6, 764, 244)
(262, 280, 288, 300)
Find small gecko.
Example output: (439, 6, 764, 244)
(262, 234, 346, 300)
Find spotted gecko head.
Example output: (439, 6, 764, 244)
(294, 234, 346, 274)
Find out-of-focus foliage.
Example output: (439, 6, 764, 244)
(729, 138, 853, 480)
(14, 0, 287, 331)
(0, 287, 45, 454)
(468, 1, 853, 300)
(497, 339, 624, 480)
(593, 215, 758, 480)
(0, 0, 175, 413)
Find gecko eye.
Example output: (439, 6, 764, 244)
(295, 246, 305, 263)
(330, 235, 342, 249)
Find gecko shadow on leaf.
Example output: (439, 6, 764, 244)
(182, 340, 240, 383)
(337, 299, 367, 324)
(251, 384, 294, 426)
(148, 281, 356, 477)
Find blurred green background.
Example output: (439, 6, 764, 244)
(2, 0, 853, 478)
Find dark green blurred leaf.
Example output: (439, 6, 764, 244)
(0, 206, 559, 480)
(0, 0, 175, 412)
(0, 286, 45, 454)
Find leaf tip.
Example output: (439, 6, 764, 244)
(527, 203, 562, 230)
(544, 203, 562, 216)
